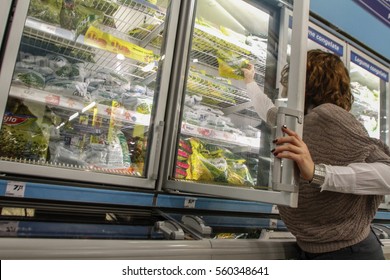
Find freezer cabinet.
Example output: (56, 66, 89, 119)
(0, 0, 181, 189)
(159, 0, 309, 207)
(0, 187, 296, 259)
(347, 46, 389, 143)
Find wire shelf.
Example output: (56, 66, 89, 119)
(191, 24, 268, 86)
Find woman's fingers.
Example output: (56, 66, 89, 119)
(274, 135, 301, 147)
(272, 143, 302, 156)
(282, 125, 302, 140)
(272, 125, 315, 181)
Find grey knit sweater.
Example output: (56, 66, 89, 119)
(278, 103, 390, 254)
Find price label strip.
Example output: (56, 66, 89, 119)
(5, 181, 26, 197)
(184, 197, 197, 208)
(0, 221, 19, 236)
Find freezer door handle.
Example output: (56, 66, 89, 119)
(149, 121, 165, 180)
(272, 107, 303, 192)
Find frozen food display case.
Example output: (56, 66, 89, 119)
(347, 46, 389, 142)
(0, 0, 181, 189)
(347, 47, 390, 211)
(159, 0, 309, 207)
(0, 0, 309, 206)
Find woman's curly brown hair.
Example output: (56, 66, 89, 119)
(281, 49, 354, 113)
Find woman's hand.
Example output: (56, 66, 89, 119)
(272, 125, 315, 181)
(242, 63, 255, 84)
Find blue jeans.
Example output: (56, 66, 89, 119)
(297, 230, 385, 260)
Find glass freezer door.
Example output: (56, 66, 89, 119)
(347, 47, 389, 142)
(0, 0, 176, 188)
(161, 0, 309, 207)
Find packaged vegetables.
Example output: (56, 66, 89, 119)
(12, 53, 154, 111)
(46, 109, 139, 172)
(0, 98, 51, 162)
(175, 137, 254, 187)
(175, 138, 193, 179)
(28, 0, 62, 25)
(13, 70, 46, 89)
(8, 50, 155, 174)
(216, 50, 249, 80)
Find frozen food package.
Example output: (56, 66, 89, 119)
(52, 63, 87, 82)
(15, 54, 54, 77)
(216, 50, 249, 80)
(0, 99, 50, 161)
(106, 130, 131, 168)
(184, 138, 254, 186)
(186, 138, 228, 182)
(91, 87, 122, 105)
(82, 143, 108, 166)
(228, 161, 255, 186)
(117, 130, 131, 168)
(78, 0, 119, 28)
(50, 143, 88, 166)
(127, 135, 146, 171)
(87, 69, 130, 90)
(13, 69, 46, 89)
(184, 94, 202, 107)
(60, 0, 104, 37)
(45, 80, 90, 101)
(28, 0, 62, 25)
(122, 96, 153, 114)
(46, 55, 70, 70)
(175, 166, 188, 179)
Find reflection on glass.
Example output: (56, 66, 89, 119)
(0, 0, 170, 178)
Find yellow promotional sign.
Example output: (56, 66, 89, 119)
(85, 26, 155, 63)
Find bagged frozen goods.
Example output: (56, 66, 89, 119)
(0, 98, 50, 162)
(13, 69, 46, 89)
(216, 50, 249, 80)
(28, 0, 62, 25)
(177, 137, 254, 186)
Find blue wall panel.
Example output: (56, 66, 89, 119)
(310, 0, 390, 60)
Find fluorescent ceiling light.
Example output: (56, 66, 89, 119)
(82, 101, 96, 113)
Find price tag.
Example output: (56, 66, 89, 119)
(0, 221, 19, 236)
(5, 181, 26, 197)
(184, 197, 197, 208)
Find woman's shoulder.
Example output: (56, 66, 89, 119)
(305, 103, 369, 136)
(309, 103, 359, 123)
(311, 103, 349, 117)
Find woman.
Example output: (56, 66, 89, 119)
(243, 49, 390, 259)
